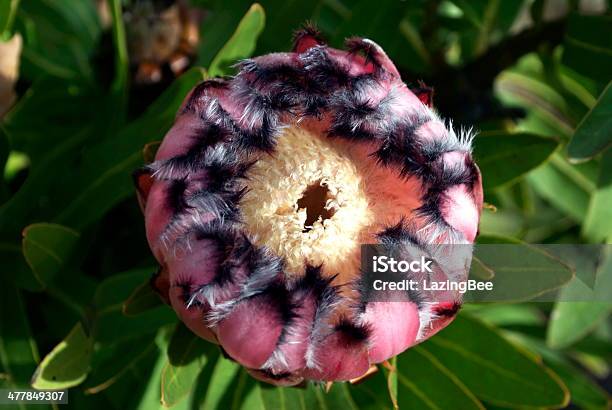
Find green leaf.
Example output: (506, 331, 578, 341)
(333, 0, 418, 70)
(209, 3, 266, 77)
(161, 324, 218, 408)
(422, 314, 569, 408)
(21, 223, 79, 288)
(583, 151, 612, 241)
(255, 0, 320, 54)
(467, 304, 544, 327)
(83, 336, 157, 395)
(31, 322, 93, 389)
(398, 18, 430, 72)
(547, 249, 612, 349)
(17, 0, 101, 81)
(0, 0, 19, 38)
(567, 81, 612, 162)
(539, 353, 611, 410)
(346, 364, 397, 410)
(198, 356, 242, 410)
(455, 0, 523, 58)
(93, 268, 176, 344)
(321, 383, 359, 410)
(130, 331, 186, 410)
(54, 67, 207, 230)
(397, 346, 484, 410)
(528, 161, 590, 222)
(0, 126, 92, 235)
(108, 0, 128, 116)
(195, 0, 250, 68)
(255, 378, 390, 410)
(0, 127, 9, 202)
(94, 268, 155, 311)
(495, 70, 574, 137)
(562, 13, 612, 85)
(2, 77, 102, 159)
(470, 236, 574, 302)
(478, 207, 525, 239)
(196, 356, 283, 410)
(257, 383, 319, 410)
(452, 0, 524, 59)
(385, 358, 398, 409)
(0, 283, 39, 388)
(473, 131, 559, 190)
(512, 336, 611, 410)
(122, 278, 163, 316)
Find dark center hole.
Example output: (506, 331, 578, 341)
(296, 181, 336, 233)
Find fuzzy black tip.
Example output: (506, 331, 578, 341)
(376, 218, 421, 246)
(345, 37, 379, 67)
(292, 22, 325, 53)
(183, 79, 229, 113)
(167, 179, 189, 214)
(262, 281, 299, 327)
(172, 276, 194, 305)
(334, 318, 371, 345)
(436, 301, 462, 317)
(255, 368, 295, 381)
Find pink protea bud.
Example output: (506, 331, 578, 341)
(135, 27, 483, 386)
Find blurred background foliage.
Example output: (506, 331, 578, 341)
(0, 0, 611, 409)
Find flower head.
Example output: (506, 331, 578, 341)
(135, 27, 483, 385)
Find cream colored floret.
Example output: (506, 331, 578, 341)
(240, 126, 373, 279)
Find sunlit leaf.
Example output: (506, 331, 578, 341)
(257, 383, 318, 410)
(547, 249, 612, 349)
(512, 335, 611, 410)
(473, 131, 559, 190)
(346, 364, 397, 410)
(209, 3, 265, 77)
(528, 161, 591, 222)
(161, 324, 218, 407)
(131, 331, 191, 410)
(0, 0, 20, 37)
(397, 346, 484, 409)
(198, 356, 242, 410)
(422, 314, 569, 408)
(31, 322, 93, 389)
(583, 151, 612, 242)
(470, 235, 574, 302)
(495, 70, 574, 137)
(467, 304, 544, 327)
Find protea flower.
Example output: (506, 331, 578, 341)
(134, 27, 483, 386)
